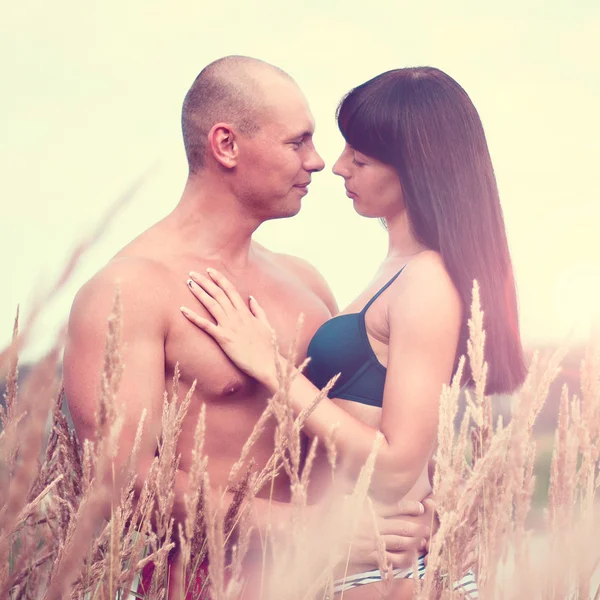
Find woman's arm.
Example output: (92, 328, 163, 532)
(183, 254, 461, 504)
(259, 255, 461, 502)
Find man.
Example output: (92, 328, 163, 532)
(63, 56, 429, 598)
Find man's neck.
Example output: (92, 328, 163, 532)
(166, 175, 261, 271)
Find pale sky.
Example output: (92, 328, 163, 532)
(1, 0, 599, 360)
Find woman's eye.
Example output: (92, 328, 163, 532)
(352, 157, 366, 167)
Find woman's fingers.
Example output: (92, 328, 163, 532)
(187, 279, 227, 323)
(249, 296, 273, 330)
(180, 306, 221, 340)
(189, 271, 234, 312)
(206, 268, 247, 310)
(189, 269, 269, 329)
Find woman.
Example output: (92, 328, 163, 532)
(181, 67, 527, 598)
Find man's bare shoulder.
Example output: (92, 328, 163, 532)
(256, 245, 338, 315)
(68, 257, 174, 337)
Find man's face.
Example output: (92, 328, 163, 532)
(235, 81, 325, 220)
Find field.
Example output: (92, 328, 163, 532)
(1, 258, 599, 599)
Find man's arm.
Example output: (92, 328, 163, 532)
(63, 259, 170, 516)
(63, 260, 309, 535)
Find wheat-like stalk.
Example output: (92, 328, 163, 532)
(2, 255, 599, 600)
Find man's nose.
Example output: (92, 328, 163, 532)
(306, 148, 325, 173)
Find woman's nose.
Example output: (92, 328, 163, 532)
(332, 157, 345, 177)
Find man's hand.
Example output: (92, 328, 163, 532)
(349, 499, 431, 570)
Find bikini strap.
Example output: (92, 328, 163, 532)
(360, 266, 406, 314)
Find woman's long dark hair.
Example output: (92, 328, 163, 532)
(337, 67, 526, 394)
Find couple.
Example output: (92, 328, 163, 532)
(63, 55, 526, 599)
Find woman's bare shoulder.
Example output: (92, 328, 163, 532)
(391, 250, 462, 325)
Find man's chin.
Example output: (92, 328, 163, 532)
(269, 203, 303, 221)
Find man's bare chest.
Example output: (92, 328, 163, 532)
(162, 262, 331, 401)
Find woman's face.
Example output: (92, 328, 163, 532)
(332, 143, 404, 219)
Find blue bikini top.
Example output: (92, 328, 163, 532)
(305, 268, 405, 407)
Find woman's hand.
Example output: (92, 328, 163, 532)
(180, 268, 279, 383)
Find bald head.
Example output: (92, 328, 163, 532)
(181, 56, 295, 173)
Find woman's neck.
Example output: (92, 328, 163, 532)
(384, 210, 427, 262)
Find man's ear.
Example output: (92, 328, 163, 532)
(208, 123, 238, 169)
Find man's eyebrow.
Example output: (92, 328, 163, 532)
(287, 129, 314, 141)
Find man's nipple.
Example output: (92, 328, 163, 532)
(221, 379, 244, 397)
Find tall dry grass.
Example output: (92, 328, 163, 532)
(1, 264, 599, 598)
